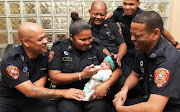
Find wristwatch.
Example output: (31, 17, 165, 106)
(174, 41, 179, 47)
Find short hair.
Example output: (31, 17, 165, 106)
(132, 11, 163, 34)
(91, 0, 107, 11)
(69, 12, 90, 37)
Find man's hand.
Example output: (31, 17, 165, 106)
(111, 53, 121, 66)
(176, 43, 180, 49)
(62, 88, 85, 101)
(113, 87, 128, 107)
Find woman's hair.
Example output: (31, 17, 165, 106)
(69, 12, 90, 37)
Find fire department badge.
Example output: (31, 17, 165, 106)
(154, 68, 170, 88)
(48, 51, 54, 62)
(6, 65, 20, 80)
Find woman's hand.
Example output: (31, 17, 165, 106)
(62, 88, 85, 101)
(81, 64, 101, 79)
(88, 82, 109, 101)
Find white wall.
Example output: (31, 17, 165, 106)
(169, 0, 180, 42)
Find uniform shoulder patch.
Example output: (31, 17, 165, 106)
(103, 48, 110, 56)
(154, 68, 170, 88)
(48, 51, 54, 62)
(6, 65, 20, 80)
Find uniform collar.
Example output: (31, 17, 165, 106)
(148, 37, 165, 58)
(20, 45, 43, 63)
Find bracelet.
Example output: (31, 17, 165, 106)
(174, 41, 179, 47)
(78, 72, 81, 81)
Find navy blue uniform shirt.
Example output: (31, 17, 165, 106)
(48, 38, 106, 90)
(108, 6, 144, 49)
(0, 45, 49, 97)
(90, 19, 125, 54)
(133, 37, 180, 111)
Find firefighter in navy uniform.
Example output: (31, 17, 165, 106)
(0, 22, 86, 112)
(108, 0, 180, 78)
(112, 11, 180, 112)
(48, 12, 121, 112)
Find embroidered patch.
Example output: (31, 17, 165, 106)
(48, 51, 54, 62)
(154, 68, 170, 88)
(103, 48, 110, 56)
(6, 65, 20, 79)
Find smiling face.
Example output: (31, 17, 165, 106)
(89, 1, 107, 28)
(19, 22, 48, 57)
(123, 0, 140, 17)
(70, 29, 93, 51)
(131, 22, 155, 54)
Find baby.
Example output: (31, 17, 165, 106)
(82, 55, 117, 101)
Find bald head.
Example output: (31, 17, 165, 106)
(18, 22, 44, 41)
(91, 0, 107, 11)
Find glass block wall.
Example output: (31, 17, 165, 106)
(0, 0, 170, 61)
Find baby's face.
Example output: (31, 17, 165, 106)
(100, 59, 111, 70)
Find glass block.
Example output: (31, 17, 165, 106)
(39, 2, 52, 14)
(69, 2, 83, 15)
(9, 2, 21, 14)
(24, 2, 36, 14)
(55, 17, 68, 30)
(84, 2, 91, 16)
(46, 33, 53, 43)
(55, 2, 68, 15)
(0, 2, 5, 15)
(10, 18, 21, 30)
(162, 17, 167, 28)
(114, 2, 123, 9)
(40, 17, 52, 29)
(0, 47, 5, 58)
(157, 2, 168, 16)
(105, 2, 113, 17)
(0, 18, 7, 30)
(11, 33, 20, 44)
(25, 17, 37, 23)
(0, 33, 8, 44)
(83, 17, 90, 22)
(55, 33, 68, 40)
(143, 2, 155, 11)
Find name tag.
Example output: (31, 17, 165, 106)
(63, 57, 72, 61)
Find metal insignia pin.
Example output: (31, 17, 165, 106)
(64, 51, 69, 55)
(23, 67, 28, 72)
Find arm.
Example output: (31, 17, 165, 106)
(117, 43, 127, 66)
(113, 71, 141, 106)
(89, 67, 121, 100)
(33, 75, 48, 87)
(15, 80, 85, 101)
(49, 64, 101, 85)
(163, 29, 180, 49)
(114, 94, 169, 112)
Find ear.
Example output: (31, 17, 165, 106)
(69, 34, 73, 41)
(89, 9, 91, 15)
(153, 28, 161, 41)
(137, 1, 141, 7)
(22, 38, 29, 47)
